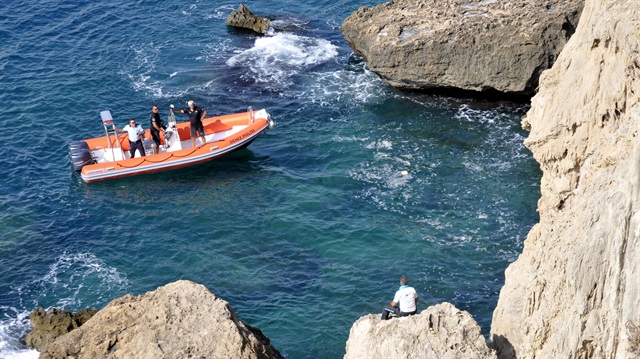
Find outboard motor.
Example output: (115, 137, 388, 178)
(68, 141, 93, 171)
(68, 140, 89, 151)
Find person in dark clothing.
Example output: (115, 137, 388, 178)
(115, 118, 146, 158)
(170, 100, 207, 148)
(149, 105, 165, 154)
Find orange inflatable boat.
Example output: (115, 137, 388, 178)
(69, 107, 275, 183)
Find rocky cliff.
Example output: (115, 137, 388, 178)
(37, 280, 283, 359)
(26, 307, 97, 351)
(490, 0, 640, 358)
(340, 0, 583, 96)
(344, 303, 495, 359)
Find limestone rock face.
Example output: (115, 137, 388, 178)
(340, 0, 583, 95)
(226, 4, 271, 35)
(490, 0, 640, 358)
(39, 280, 283, 359)
(25, 307, 97, 351)
(345, 303, 495, 359)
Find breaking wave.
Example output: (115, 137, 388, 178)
(227, 32, 338, 89)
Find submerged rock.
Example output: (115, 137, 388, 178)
(226, 4, 271, 35)
(490, 0, 640, 358)
(340, 0, 583, 96)
(345, 302, 495, 359)
(25, 307, 97, 351)
(38, 280, 283, 359)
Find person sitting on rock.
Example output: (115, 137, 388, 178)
(381, 275, 418, 320)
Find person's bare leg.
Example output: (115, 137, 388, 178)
(191, 136, 196, 148)
(200, 134, 206, 145)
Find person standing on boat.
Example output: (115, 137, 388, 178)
(380, 275, 419, 320)
(149, 105, 165, 154)
(115, 118, 146, 158)
(170, 100, 207, 148)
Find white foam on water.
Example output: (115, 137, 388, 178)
(0, 252, 129, 356)
(121, 43, 205, 99)
(180, 4, 198, 16)
(226, 32, 338, 89)
(462, 159, 484, 172)
(349, 145, 422, 218)
(300, 60, 389, 106)
(202, 39, 235, 62)
(0, 307, 38, 359)
(11, 252, 129, 312)
(121, 44, 165, 98)
(454, 103, 530, 173)
(38, 252, 130, 307)
(207, 4, 237, 20)
(332, 134, 370, 143)
(269, 17, 311, 34)
(365, 139, 393, 151)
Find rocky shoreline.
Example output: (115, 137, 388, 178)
(26, 0, 640, 357)
(31, 281, 283, 359)
(340, 0, 583, 97)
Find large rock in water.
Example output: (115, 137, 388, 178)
(340, 0, 583, 96)
(226, 4, 270, 35)
(25, 307, 97, 351)
(344, 303, 496, 359)
(38, 280, 283, 359)
(490, 0, 640, 358)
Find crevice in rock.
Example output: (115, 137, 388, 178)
(562, 16, 577, 39)
(107, 336, 119, 353)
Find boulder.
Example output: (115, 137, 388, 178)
(25, 307, 97, 351)
(490, 0, 640, 358)
(340, 0, 584, 96)
(38, 280, 283, 359)
(345, 302, 495, 359)
(226, 4, 271, 35)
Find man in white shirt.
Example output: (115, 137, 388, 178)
(115, 118, 146, 158)
(381, 275, 418, 320)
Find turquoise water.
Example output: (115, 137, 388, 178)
(0, 0, 540, 358)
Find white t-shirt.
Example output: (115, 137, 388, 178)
(123, 124, 144, 142)
(393, 285, 417, 313)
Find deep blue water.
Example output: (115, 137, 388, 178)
(0, 0, 540, 358)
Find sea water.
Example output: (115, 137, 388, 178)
(0, 0, 540, 358)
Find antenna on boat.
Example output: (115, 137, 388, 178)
(248, 106, 254, 124)
(164, 105, 178, 150)
(169, 105, 177, 128)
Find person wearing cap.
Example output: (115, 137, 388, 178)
(380, 275, 419, 320)
(149, 104, 166, 154)
(115, 118, 146, 158)
(170, 100, 207, 148)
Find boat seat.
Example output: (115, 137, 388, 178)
(207, 120, 233, 133)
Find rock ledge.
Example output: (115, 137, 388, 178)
(37, 280, 283, 359)
(340, 0, 583, 96)
(345, 302, 495, 359)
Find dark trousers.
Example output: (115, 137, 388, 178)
(129, 139, 146, 158)
(150, 129, 162, 146)
(381, 305, 416, 320)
